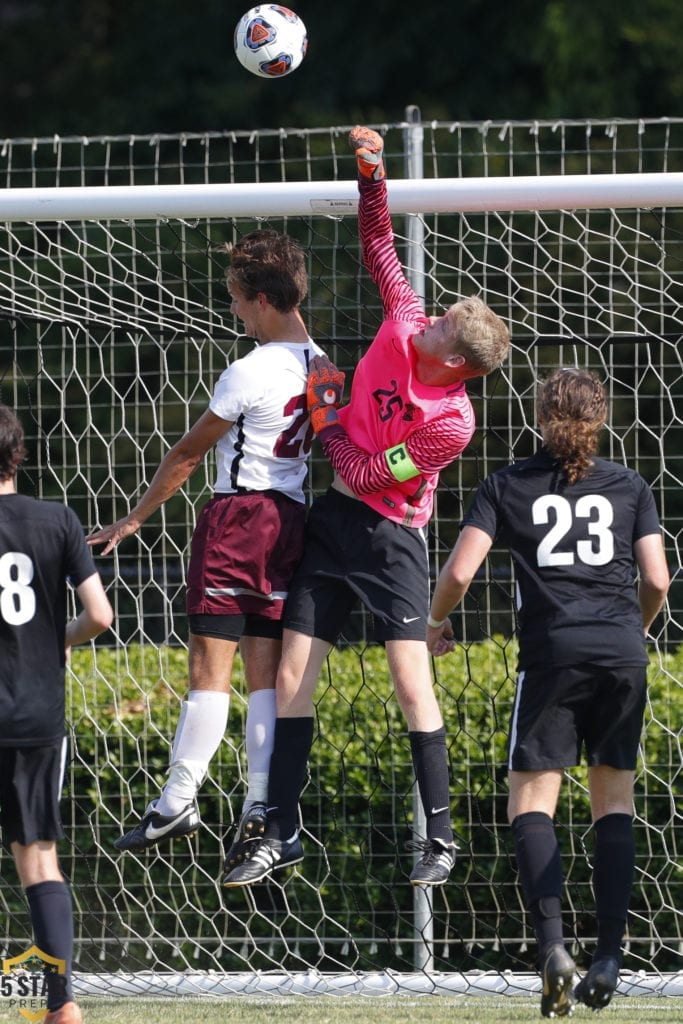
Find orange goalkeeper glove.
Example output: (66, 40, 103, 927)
(307, 355, 345, 435)
(349, 125, 386, 181)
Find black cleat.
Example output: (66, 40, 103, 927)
(408, 838, 457, 886)
(114, 800, 199, 852)
(222, 833, 303, 887)
(223, 802, 268, 873)
(575, 956, 620, 1010)
(541, 944, 577, 1018)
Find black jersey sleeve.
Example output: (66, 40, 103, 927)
(63, 505, 98, 588)
(632, 473, 663, 541)
(462, 475, 501, 539)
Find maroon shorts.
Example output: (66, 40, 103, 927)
(186, 491, 306, 620)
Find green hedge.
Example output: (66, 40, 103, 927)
(8, 641, 678, 977)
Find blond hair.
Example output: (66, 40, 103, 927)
(447, 296, 510, 376)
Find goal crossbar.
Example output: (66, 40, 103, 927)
(1, 172, 683, 221)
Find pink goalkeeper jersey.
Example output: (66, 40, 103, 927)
(334, 178, 475, 528)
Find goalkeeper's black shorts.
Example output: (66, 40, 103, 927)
(283, 486, 429, 645)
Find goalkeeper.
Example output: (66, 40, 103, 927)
(426, 368, 669, 1016)
(223, 127, 510, 890)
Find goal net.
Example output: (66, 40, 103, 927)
(0, 116, 681, 1000)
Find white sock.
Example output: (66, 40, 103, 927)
(244, 688, 276, 808)
(156, 690, 230, 816)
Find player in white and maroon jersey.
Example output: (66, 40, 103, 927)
(223, 128, 510, 891)
(88, 230, 323, 864)
(0, 406, 113, 1024)
(426, 368, 669, 1017)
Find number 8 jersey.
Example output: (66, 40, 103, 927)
(0, 493, 97, 745)
(464, 450, 663, 669)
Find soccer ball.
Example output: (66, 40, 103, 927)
(234, 6, 308, 79)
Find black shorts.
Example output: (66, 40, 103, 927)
(508, 662, 647, 772)
(188, 613, 283, 643)
(0, 740, 67, 847)
(186, 491, 306, 621)
(283, 488, 430, 644)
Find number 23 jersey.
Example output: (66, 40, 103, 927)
(464, 450, 663, 668)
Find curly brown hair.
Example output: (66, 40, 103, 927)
(225, 230, 308, 313)
(538, 368, 607, 485)
(0, 405, 27, 482)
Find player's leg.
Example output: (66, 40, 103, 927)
(223, 489, 361, 886)
(223, 488, 311, 870)
(506, 662, 600, 1015)
(116, 491, 287, 853)
(574, 765, 634, 1008)
(115, 627, 237, 852)
(236, 489, 306, 816)
(575, 664, 645, 1009)
(6, 743, 82, 1023)
(357, 512, 455, 885)
(160, 629, 237, 810)
(264, 627, 330, 832)
(242, 634, 281, 804)
(222, 628, 331, 886)
(508, 769, 576, 1018)
(13, 843, 80, 1021)
(386, 640, 443, 733)
(385, 638, 457, 886)
(222, 630, 281, 872)
(508, 769, 565, 947)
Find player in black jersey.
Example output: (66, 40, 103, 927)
(0, 406, 113, 1024)
(425, 369, 669, 1018)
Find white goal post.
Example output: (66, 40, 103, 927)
(0, 115, 681, 1002)
(1, 170, 683, 221)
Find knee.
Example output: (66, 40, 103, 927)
(12, 841, 62, 889)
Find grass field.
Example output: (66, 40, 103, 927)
(1, 995, 678, 1024)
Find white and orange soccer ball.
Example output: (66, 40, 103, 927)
(234, 6, 308, 79)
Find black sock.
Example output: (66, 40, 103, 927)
(511, 811, 564, 956)
(265, 717, 314, 840)
(409, 726, 453, 845)
(592, 812, 634, 962)
(25, 880, 74, 1011)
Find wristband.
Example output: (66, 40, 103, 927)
(427, 613, 447, 629)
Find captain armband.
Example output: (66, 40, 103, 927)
(384, 442, 420, 482)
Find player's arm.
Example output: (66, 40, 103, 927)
(426, 526, 494, 656)
(315, 415, 471, 497)
(65, 572, 114, 647)
(88, 409, 231, 555)
(358, 180, 423, 321)
(320, 419, 468, 494)
(350, 127, 424, 323)
(634, 533, 670, 635)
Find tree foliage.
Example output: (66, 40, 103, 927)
(2, 0, 683, 138)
